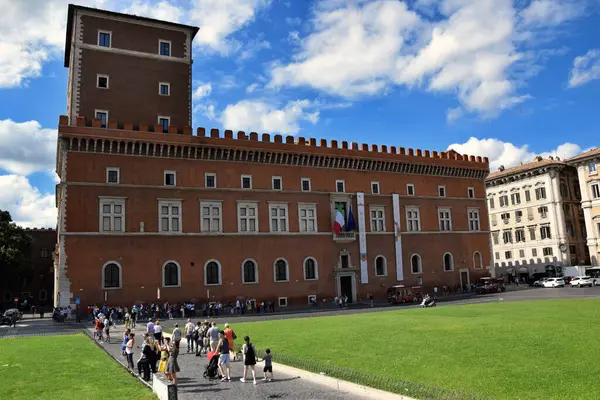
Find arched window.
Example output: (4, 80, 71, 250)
(204, 260, 221, 285)
(242, 259, 258, 284)
(411, 254, 422, 274)
(163, 261, 180, 287)
(443, 253, 454, 271)
(375, 256, 386, 276)
(102, 261, 122, 289)
(473, 252, 483, 269)
(304, 257, 318, 280)
(274, 258, 289, 282)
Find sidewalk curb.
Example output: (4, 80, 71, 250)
(269, 362, 417, 400)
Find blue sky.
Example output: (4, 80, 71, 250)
(0, 0, 599, 227)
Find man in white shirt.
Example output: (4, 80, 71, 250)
(172, 323, 182, 349)
(207, 322, 219, 352)
(185, 319, 195, 353)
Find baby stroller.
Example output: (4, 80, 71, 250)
(203, 351, 221, 380)
(420, 295, 436, 308)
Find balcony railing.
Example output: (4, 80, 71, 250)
(333, 232, 356, 242)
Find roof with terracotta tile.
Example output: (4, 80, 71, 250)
(486, 157, 566, 181)
(566, 148, 600, 163)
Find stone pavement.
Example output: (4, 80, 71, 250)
(92, 323, 364, 400)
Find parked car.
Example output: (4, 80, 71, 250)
(542, 278, 565, 288)
(569, 276, 593, 288)
(534, 278, 549, 287)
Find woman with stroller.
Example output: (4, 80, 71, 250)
(215, 330, 231, 382)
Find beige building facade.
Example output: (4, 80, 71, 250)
(567, 149, 600, 266)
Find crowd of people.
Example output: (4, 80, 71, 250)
(95, 314, 274, 386)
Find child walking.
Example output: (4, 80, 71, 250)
(262, 348, 273, 381)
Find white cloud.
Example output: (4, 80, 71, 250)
(0, 174, 56, 228)
(192, 82, 212, 100)
(285, 17, 301, 26)
(446, 107, 463, 123)
(520, 0, 585, 26)
(447, 137, 585, 171)
(189, 0, 272, 54)
(269, 0, 585, 119)
(0, 119, 57, 176)
(220, 99, 319, 135)
(238, 39, 271, 61)
(568, 49, 600, 88)
(246, 83, 259, 93)
(123, 0, 183, 22)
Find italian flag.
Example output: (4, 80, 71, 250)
(333, 205, 345, 234)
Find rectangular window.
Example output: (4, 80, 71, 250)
(494, 252, 500, 260)
(532, 248, 537, 257)
(158, 116, 170, 132)
(468, 208, 480, 231)
(527, 207, 534, 220)
(503, 231, 512, 244)
(492, 231, 499, 245)
(336, 180, 345, 193)
(272, 176, 282, 191)
(519, 249, 525, 258)
(529, 226, 536, 240)
(406, 207, 421, 232)
(205, 173, 216, 188)
(406, 184, 415, 196)
(501, 213, 510, 223)
(505, 251, 512, 260)
(278, 297, 288, 307)
(438, 208, 452, 231)
(438, 185, 446, 197)
(238, 202, 258, 232)
(95, 110, 108, 128)
(98, 31, 111, 47)
(499, 195, 509, 207)
(515, 210, 523, 222)
(159, 82, 170, 96)
(543, 247, 553, 256)
(535, 187, 547, 200)
(489, 198, 495, 209)
(525, 190, 531, 202)
(97, 74, 109, 89)
(200, 201, 222, 233)
(298, 204, 317, 233)
(538, 206, 548, 218)
(468, 187, 475, 198)
(590, 162, 597, 173)
(566, 222, 574, 237)
(591, 184, 600, 199)
(106, 167, 119, 184)
(491, 214, 497, 226)
(301, 178, 311, 192)
(370, 206, 385, 232)
(340, 254, 349, 268)
(159, 200, 182, 233)
(164, 171, 176, 186)
(371, 182, 380, 194)
(159, 40, 171, 56)
(269, 203, 289, 232)
(241, 175, 252, 189)
(99, 199, 125, 232)
(515, 229, 525, 242)
(511, 192, 521, 205)
(540, 225, 552, 239)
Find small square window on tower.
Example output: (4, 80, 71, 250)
(164, 171, 176, 186)
(438, 185, 446, 197)
(106, 167, 120, 184)
(371, 181, 380, 194)
(159, 82, 170, 96)
(205, 173, 216, 188)
(272, 176, 282, 191)
(158, 116, 170, 133)
(98, 31, 111, 47)
(301, 178, 311, 192)
(241, 175, 252, 189)
(97, 74, 109, 89)
(336, 180, 345, 193)
(159, 40, 171, 56)
(406, 184, 415, 196)
(468, 187, 475, 198)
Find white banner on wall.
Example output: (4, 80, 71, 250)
(392, 193, 404, 281)
(357, 192, 368, 284)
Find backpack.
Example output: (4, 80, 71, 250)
(193, 328, 200, 341)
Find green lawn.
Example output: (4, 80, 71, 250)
(231, 299, 600, 400)
(0, 334, 155, 400)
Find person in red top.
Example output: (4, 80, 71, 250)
(95, 318, 104, 342)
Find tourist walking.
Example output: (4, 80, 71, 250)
(125, 332, 136, 371)
(172, 323, 182, 349)
(215, 330, 231, 381)
(165, 337, 180, 385)
(185, 319, 195, 353)
(223, 323, 237, 361)
(240, 336, 257, 384)
(207, 322, 219, 351)
(154, 320, 163, 344)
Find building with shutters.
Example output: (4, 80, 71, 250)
(53, 5, 492, 308)
(485, 156, 588, 280)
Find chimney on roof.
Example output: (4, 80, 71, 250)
(556, 156, 560, 161)
(549, 156, 554, 160)
(499, 165, 505, 172)
(535, 156, 543, 161)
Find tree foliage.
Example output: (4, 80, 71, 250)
(0, 210, 33, 290)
